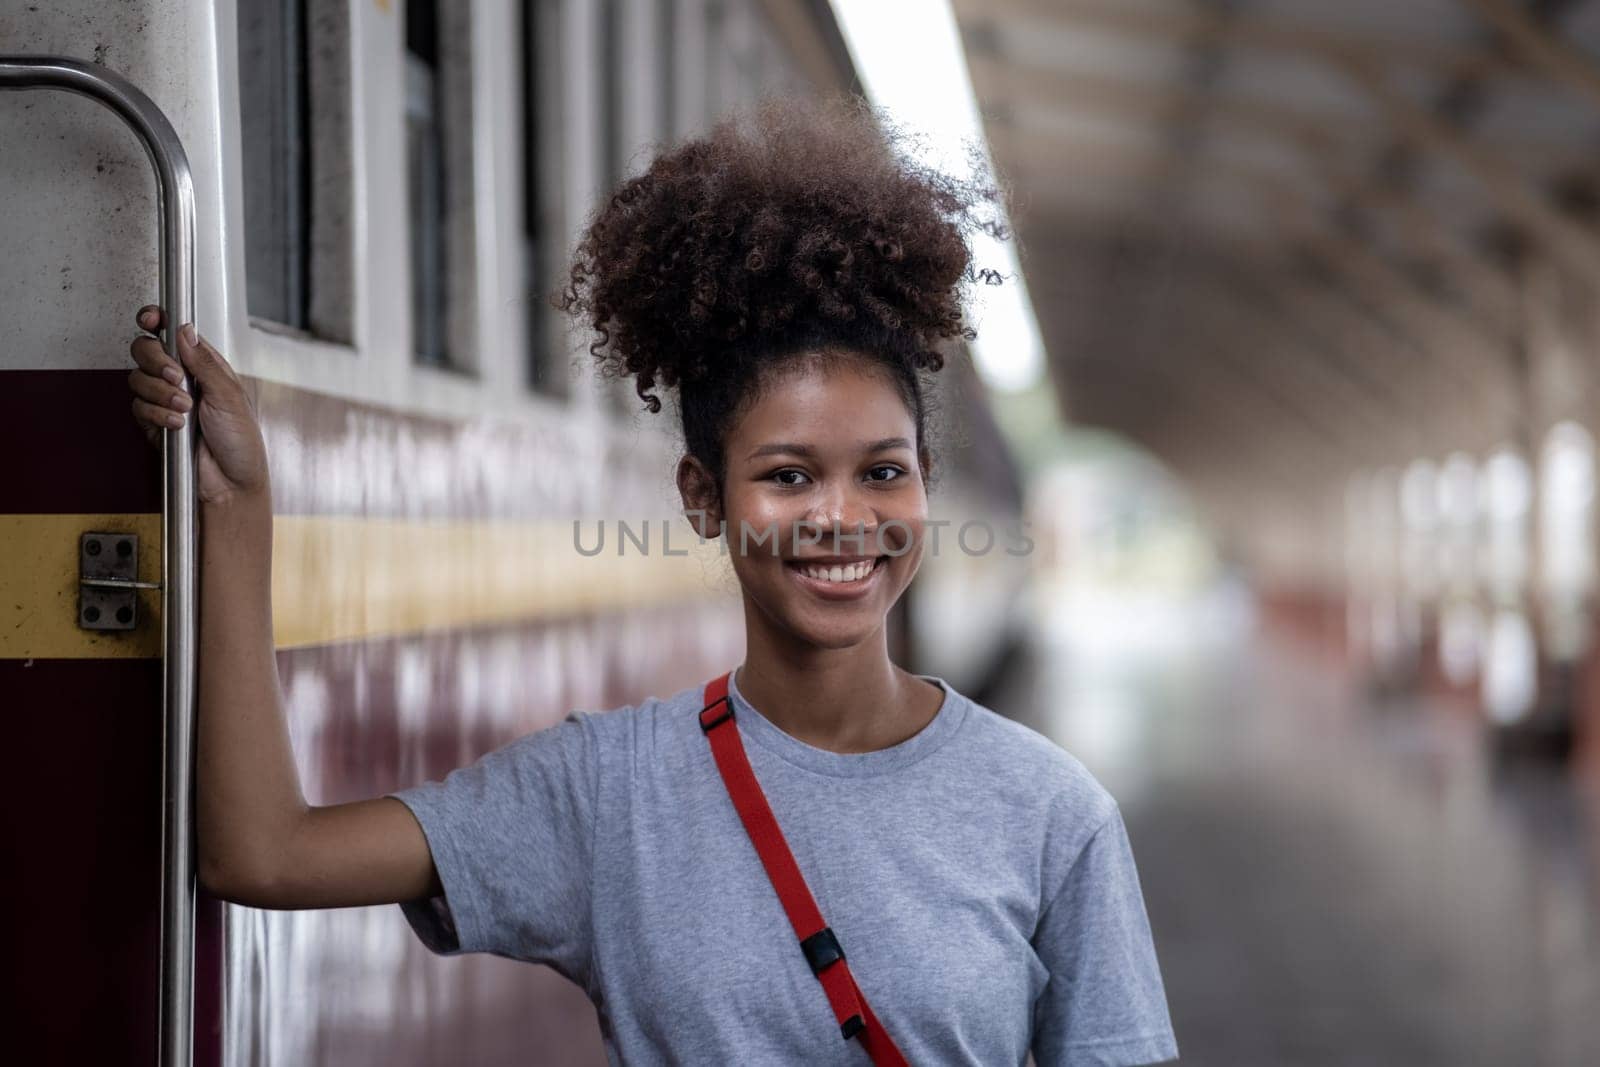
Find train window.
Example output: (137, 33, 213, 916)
(1482, 447, 1531, 604)
(1399, 459, 1439, 657)
(1477, 449, 1537, 721)
(237, 0, 353, 340)
(406, 0, 447, 366)
(1366, 467, 1401, 672)
(1540, 423, 1596, 591)
(658, 0, 677, 140)
(406, 0, 477, 371)
(1400, 460, 1439, 602)
(669, 0, 708, 136)
(599, 0, 622, 192)
(597, 0, 643, 415)
(1483, 608, 1537, 724)
(1539, 422, 1596, 661)
(523, 0, 569, 397)
(238, 0, 307, 328)
(706, 0, 729, 119)
(1436, 452, 1482, 685)
(729, 4, 762, 100)
(1343, 473, 1369, 663)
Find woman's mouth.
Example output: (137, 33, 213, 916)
(784, 555, 889, 600)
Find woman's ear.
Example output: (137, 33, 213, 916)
(677, 455, 723, 539)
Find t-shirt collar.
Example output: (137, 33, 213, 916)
(724, 665, 969, 778)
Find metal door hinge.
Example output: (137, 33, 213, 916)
(79, 531, 160, 631)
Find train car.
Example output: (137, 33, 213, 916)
(0, 1, 1028, 1063)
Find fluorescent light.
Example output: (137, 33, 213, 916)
(828, 0, 1046, 393)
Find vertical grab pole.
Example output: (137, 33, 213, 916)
(0, 56, 198, 1067)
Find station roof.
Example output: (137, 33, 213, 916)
(954, 0, 1600, 498)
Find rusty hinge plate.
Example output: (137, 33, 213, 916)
(79, 531, 159, 631)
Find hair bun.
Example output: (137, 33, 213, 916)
(556, 93, 1009, 414)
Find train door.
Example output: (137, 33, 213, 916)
(0, 58, 217, 1067)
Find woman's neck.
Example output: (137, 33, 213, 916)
(734, 624, 944, 754)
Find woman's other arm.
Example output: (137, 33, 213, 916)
(128, 306, 440, 909)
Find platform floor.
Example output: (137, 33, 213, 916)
(987, 587, 1600, 1067)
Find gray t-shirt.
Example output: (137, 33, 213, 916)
(389, 669, 1178, 1066)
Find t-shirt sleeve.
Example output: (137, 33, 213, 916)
(386, 710, 598, 985)
(1030, 805, 1179, 1067)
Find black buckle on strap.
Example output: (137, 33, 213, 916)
(699, 694, 733, 732)
(801, 929, 863, 1040)
(800, 926, 845, 974)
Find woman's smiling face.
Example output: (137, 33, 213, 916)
(687, 354, 929, 650)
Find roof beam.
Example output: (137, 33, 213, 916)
(1254, 266, 1516, 442)
(1318, 164, 1519, 329)
(1461, 0, 1600, 111)
(1189, 269, 1429, 450)
(1258, 128, 1517, 344)
(971, 60, 1589, 174)
(1256, 177, 1518, 390)
(1166, 280, 1409, 445)
(1137, 312, 1392, 466)
(975, 65, 1533, 323)
(1062, 357, 1355, 493)
(1048, 283, 1378, 465)
(1062, 351, 1376, 524)
(983, 121, 1517, 419)
(980, 0, 1518, 82)
(966, 1, 1600, 283)
(1333, 54, 1600, 281)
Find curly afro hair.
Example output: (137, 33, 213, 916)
(557, 93, 1009, 499)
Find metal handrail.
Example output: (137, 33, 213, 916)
(0, 56, 198, 1067)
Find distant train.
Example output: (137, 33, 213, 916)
(0, 2, 1027, 1064)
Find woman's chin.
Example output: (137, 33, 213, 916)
(786, 611, 883, 650)
(743, 571, 904, 650)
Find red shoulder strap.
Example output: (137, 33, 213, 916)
(699, 670, 910, 1065)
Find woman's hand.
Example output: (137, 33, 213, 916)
(128, 305, 270, 506)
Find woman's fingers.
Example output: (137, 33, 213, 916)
(131, 312, 230, 394)
(129, 307, 205, 444)
(127, 367, 194, 412)
(176, 324, 242, 395)
(175, 324, 262, 423)
(128, 309, 254, 451)
(130, 334, 187, 386)
(132, 395, 187, 431)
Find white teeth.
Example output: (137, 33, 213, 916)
(798, 558, 876, 583)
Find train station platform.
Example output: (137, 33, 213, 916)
(988, 584, 1600, 1067)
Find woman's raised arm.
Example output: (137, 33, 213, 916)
(128, 305, 440, 909)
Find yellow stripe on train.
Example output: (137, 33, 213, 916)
(0, 514, 165, 660)
(270, 516, 733, 650)
(1, 514, 733, 659)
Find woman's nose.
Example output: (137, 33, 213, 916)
(802, 487, 874, 546)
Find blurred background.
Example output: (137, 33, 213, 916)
(4, 0, 1600, 1064)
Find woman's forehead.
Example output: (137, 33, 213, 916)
(741, 434, 916, 463)
(732, 359, 915, 439)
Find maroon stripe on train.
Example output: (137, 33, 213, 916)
(0, 368, 689, 521)
(3, 657, 221, 1066)
(0, 370, 162, 514)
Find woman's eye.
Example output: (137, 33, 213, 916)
(768, 466, 904, 486)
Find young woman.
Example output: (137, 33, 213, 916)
(126, 96, 1177, 1066)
